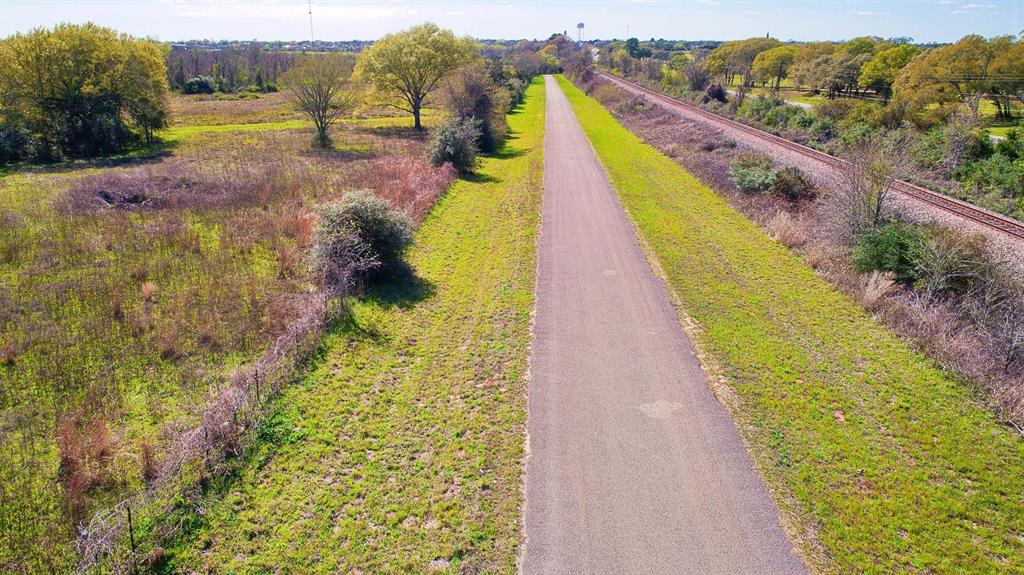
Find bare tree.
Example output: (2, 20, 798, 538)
(682, 49, 711, 92)
(825, 134, 915, 244)
(284, 54, 358, 149)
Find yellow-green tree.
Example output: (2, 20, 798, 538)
(989, 38, 1024, 120)
(859, 44, 920, 101)
(894, 34, 1005, 120)
(707, 37, 781, 86)
(0, 23, 169, 160)
(752, 45, 796, 93)
(355, 23, 477, 130)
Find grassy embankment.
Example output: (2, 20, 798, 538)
(557, 75, 1024, 574)
(158, 79, 545, 573)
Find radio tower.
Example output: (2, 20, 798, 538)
(308, 0, 315, 42)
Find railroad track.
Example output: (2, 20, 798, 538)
(596, 70, 1024, 241)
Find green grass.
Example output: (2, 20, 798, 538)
(160, 114, 438, 142)
(157, 80, 545, 573)
(556, 75, 1024, 574)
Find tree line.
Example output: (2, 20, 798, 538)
(604, 34, 1024, 127)
(0, 22, 554, 167)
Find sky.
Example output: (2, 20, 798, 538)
(0, 0, 1020, 43)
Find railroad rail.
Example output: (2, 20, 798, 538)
(595, 70, 1024, 241)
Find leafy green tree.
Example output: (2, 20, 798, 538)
(355, 23, 477, 130)
(624, 37, 651, 59)
(0, 22, 169, 160)
(894, 34, 1004, 120)
(788, 42, 835, 91)
(284, 53, 358, 149)
(989, 38, 1024, 120)
(859, 44, 921, 101)
(752, 45, 796, 93)
(708, 37, 781, 86)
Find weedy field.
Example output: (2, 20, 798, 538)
(153, 78, 544, 573)
(557, 75, 1024, 574)
(0, 91, 452, 571)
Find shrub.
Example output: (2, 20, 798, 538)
(334, 190, 413, 271)
(309, 190, 414, 294)
(997, 129, 1024, 161)
(0, 122, 32, 164)
(728, 153, 777, 193)
(809, 118, 836, 143)
(183, 76, 216, 95)
(852, 222, 925, 284)
(506, 78, 527, 110)
(815, 99, 857, 122)
(428, 116, 481, 173)
(911, 128, 947, 169)
(703, 83, 727, 104)
(770, 166, 815, 201)
(955, 156, 1024, 220)
(443, 63, 509, 152)
(912, 225, 989, 299)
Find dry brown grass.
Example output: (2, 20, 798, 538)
(56, 415, 118, 521)
(139, 282, 158, 302)
(767, 211, 808, 248)
(858, 271, 897, 310)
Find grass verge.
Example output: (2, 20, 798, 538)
(557, 75, 1024, 574)
(156, 79, 545, 573)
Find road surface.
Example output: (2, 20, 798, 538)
(521, 75, 808, 574)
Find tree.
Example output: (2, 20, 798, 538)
(0, 23, 170, 161)
(442, 62, 509, 152)
(284, 54, 357, 148)
(788, 42, 836, 91)
(624, 37, 651, 59)
(707, 37, 781, 86)
(894, 35, 1003, 121)
(859, 44, 921, 101)
(989, 38, 1024, 120)
(677, 50, 711, 91)
(826, 134, 915, 243)
(752, 45, 796, 93)
(355, 23, 477, 130)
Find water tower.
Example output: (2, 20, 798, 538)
(577, 22, 584, 42)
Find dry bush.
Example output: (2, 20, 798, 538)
(139, 440, 157, 485)
(858, 271, 897, 310)
(57, 415, 117, 521)
(801, 244, 835, 270)
(155, 319, 180, 361)
(342, 156, 457, 222)
(0, 340, 16, 366)
(766, 211, 808, 248)
(589, 82, 628, 109)
(275, 244, 301, 279)
(825, 134, 916, 244)
(278, 208, 315, 248)
(139, 282, 158, 302)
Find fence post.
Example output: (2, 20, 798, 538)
(126, 503, 138, 575)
